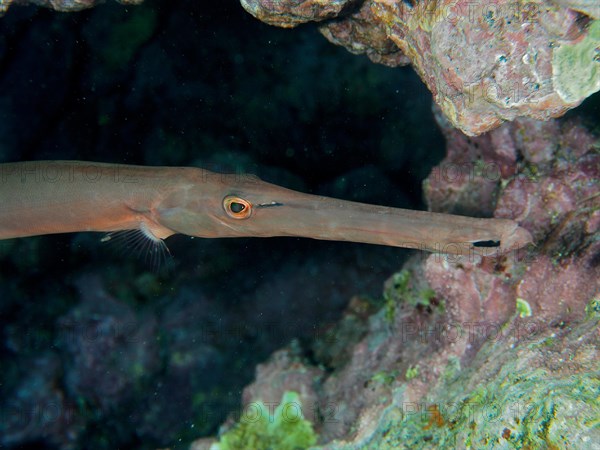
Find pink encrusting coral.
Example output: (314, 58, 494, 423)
(426, 113, 599, 337)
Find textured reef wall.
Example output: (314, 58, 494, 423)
(0, 0, 143, 15)
(198, 116, 599, 449)
(241, 0, 600, 136)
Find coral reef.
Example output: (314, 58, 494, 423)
(239, 0, 353, 28)
(242, 0, 600, 135)
(0, 0, 142, 16)
(57, 275, 161, 414)
(320, 1, 410, 67)
(195, 116, 599, 448)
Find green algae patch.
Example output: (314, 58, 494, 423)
(335, 320, 600, 450)
(553, 20, 600, 103)
(367, 367, 600, 450)
(212, 391, 317, 450)
(383, 270, 442, 323)
(369, 369, 401, 388)
(585, 296, 600, 319)
(405, 366, 419, 380)
(516, 297, 532, 318)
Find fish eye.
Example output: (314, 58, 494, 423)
(223, 195, 252, 219)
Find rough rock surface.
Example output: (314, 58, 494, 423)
(370, 0, 600, 135)
(239, 0, 355, 28)
(320, 1, 410, 67)
(198, 116, 600, 448)
(554, 0, 600, 19)
(242, 0, 600, 135)
(0, 0, 142, 16)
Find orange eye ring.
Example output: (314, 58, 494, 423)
(223, 195, 253, 219)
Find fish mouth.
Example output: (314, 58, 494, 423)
(242, 188, 533, 256)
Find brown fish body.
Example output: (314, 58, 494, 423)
(0, 161, 532, 256)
